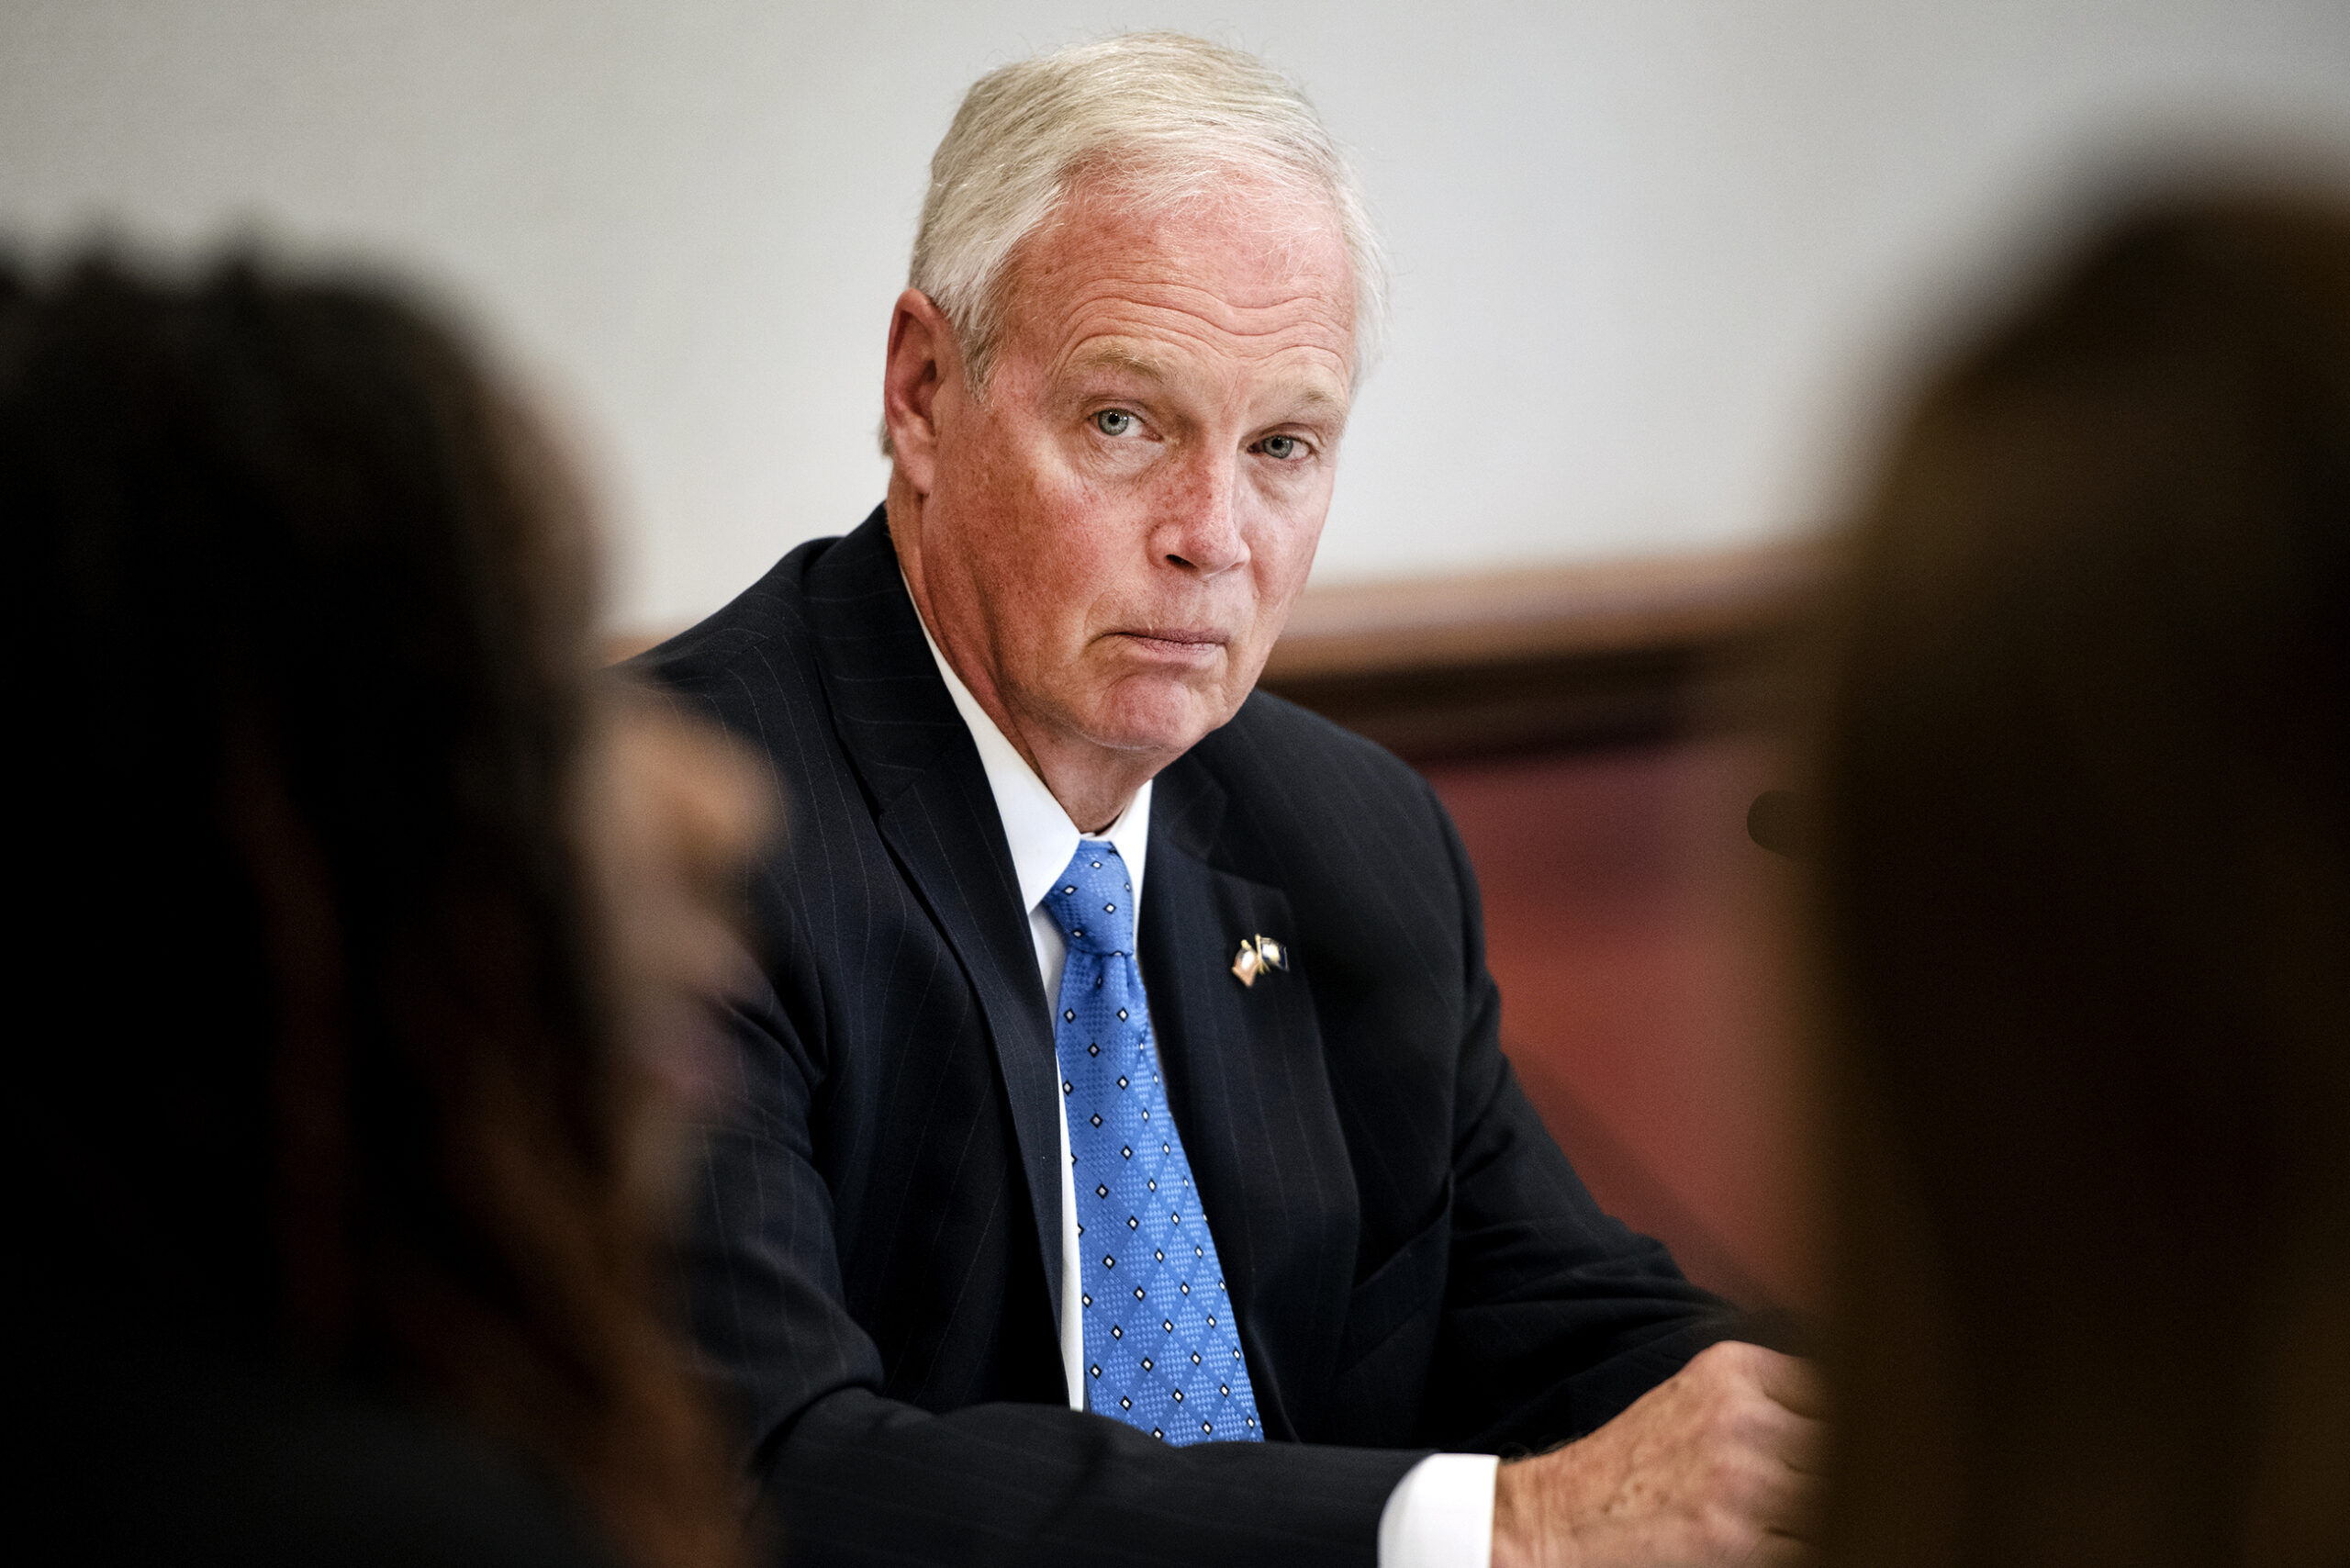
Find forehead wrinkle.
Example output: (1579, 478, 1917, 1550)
(1039, 166, 1353, 292)
(1057, 322, 1345, 380)
(1055, 265, 1349, 338)
(1004, 211, 1357, 413)
(998, 187, 1359, 396)
(1046, 293, 1352, 387)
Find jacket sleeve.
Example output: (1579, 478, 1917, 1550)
(1409, 779, 1744, 1454)
(679, 947, 1427, 1567)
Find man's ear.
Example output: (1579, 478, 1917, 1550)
(882, 289, 958, 496)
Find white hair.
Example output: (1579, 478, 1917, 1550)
(904, 31, 1387, 406)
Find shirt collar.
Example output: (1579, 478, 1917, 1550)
(909, 585, 1152, 917)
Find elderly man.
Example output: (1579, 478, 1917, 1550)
(646, 32, 1817, 1568)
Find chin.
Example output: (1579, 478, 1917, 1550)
(1082, 678, 1236, 757)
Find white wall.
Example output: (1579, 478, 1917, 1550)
(6, 1, 2350, 628)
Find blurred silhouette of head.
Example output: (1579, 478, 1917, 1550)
(1809, 192, 2350, 1567)
(0, 253, 748, 1568)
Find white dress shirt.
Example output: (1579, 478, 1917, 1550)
(913, 609, 1497, 1568)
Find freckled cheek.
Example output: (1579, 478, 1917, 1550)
(994, 429, 1116, 545)
(950, 444, 1066, 585)
(1047, 474, 1169, 595)
(1245, 504, 1324, 599)
(1002, 501, 1131, 674)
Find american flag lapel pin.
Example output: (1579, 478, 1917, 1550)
(1231, 935, 1289, 987)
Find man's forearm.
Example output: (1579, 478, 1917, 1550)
(769, 1386, 1426, 1567)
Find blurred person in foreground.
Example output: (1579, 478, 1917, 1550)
(5, 253, 769, 1568)
(642, 30, 1816, 1568)
(1807, 193, 2350, 1566)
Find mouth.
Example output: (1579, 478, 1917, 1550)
(1110, 627, 1229, 664)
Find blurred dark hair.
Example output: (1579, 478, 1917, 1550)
(1, 253, 740, 1568)
(1810, 194, 2350, 1566)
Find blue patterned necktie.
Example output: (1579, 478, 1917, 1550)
(1045, 841, 1263, 1446)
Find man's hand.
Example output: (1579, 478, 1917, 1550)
(1490, 1340, 1823, 1568)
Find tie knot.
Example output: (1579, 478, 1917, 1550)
(1044, 841, 1135, 956)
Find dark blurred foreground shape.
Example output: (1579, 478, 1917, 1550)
(1803, 193, 2350, 1566)
(2, 255, 745, 1568)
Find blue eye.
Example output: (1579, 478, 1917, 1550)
(1258, 434, 1302, 460)
(1093, 409, 1137, 437)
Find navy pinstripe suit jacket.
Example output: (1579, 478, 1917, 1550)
(641, 509, 1734, 1566)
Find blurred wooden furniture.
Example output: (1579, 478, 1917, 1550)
(1259, 541, 1818, 759)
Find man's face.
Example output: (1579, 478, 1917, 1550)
(906, 175, 1356, 774)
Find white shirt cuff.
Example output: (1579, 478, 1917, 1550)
(1377, 1451, 1498, 1568)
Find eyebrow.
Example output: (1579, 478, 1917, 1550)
(1067, 343, 1175, 384)
(1282, 383, 1349, 420)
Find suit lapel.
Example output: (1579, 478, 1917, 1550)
(805, 510, 1069, 1335)
(1142, 761, 1360, 1441)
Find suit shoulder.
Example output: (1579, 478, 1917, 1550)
(626, 536, 834, 724)
(1190, 688, 1453, 859)
(1209, 686, 1434, 797)
(630, 535, 830, 678)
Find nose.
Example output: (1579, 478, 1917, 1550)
(1157, 450, 1248, 579)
